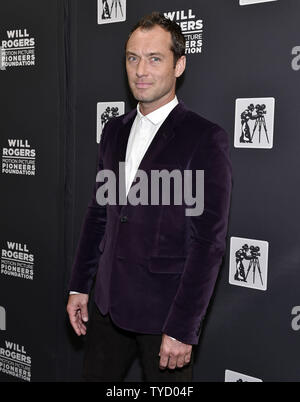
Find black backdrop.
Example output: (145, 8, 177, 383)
(1, 0, 300, 382)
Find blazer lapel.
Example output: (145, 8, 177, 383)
(138, 101, 187, 172)
(115, 100, 188, 211)
(116, 108, 137, 165)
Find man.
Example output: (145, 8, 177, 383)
(67, 12, 232, 382)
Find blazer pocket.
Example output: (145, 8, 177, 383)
(148, 256, 186, 274)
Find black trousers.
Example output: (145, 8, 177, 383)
(83, 303, 194, 382)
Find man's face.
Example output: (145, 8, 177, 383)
(125, 25, 185, 108)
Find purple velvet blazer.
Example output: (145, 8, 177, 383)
(69, 100, 232, 345)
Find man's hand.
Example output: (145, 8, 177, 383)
(66, 293, 89, 336)
(159, 333, 192, 370)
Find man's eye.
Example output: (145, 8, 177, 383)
(128, 56, 137, 62)
(151, 57, 160, 62)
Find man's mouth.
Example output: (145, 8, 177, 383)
(135, 82, 152, 88)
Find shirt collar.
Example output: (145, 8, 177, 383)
(136, 95, 179, 126)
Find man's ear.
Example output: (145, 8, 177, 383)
(175, 55, 186, 78)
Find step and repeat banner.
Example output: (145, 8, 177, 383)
(0, 0, 68, 381)
(1, 0, 300, 382)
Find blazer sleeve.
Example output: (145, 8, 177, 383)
(68, 121, 111, 294)
(162, 124, 232, 344)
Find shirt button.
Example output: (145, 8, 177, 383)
(120, 216, 128, 223)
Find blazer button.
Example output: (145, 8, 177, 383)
(120, 215, 128, 223)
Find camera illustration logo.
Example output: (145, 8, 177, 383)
(225, 370, 262, 382)
(240, 0, 277, 5)
(234, 97, 275, 148)
(98, 0, 126, 24)
(96, 101, 125, 143)
(229, 237, 269, 291)
(0, 306, 6, 331)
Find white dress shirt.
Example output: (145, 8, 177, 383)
(125, 95, 178, 196)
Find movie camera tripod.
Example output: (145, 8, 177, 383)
(245, 246, 264, 286)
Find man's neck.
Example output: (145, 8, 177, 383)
(138, 92, 176, 116)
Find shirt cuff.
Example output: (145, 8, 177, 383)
(168, 335, 181, 343)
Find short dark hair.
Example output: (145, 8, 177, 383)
(125, 11, 186, 66)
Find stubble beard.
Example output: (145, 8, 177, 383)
(130, 84, 173, 106)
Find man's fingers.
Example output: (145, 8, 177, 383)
(159, 351, 169, 370)
(69, 309, 82, 336)
(167, 355, 177, 370)
(77, 310, 87, 335)
(80, 304, 89, 323)
(184, 352, 191, 364)
(160, 352, 191, 370)
(71, 311, 86, 336)
(176, 355, 185, 368)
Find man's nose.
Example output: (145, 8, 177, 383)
(136, 59, 148, 77)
